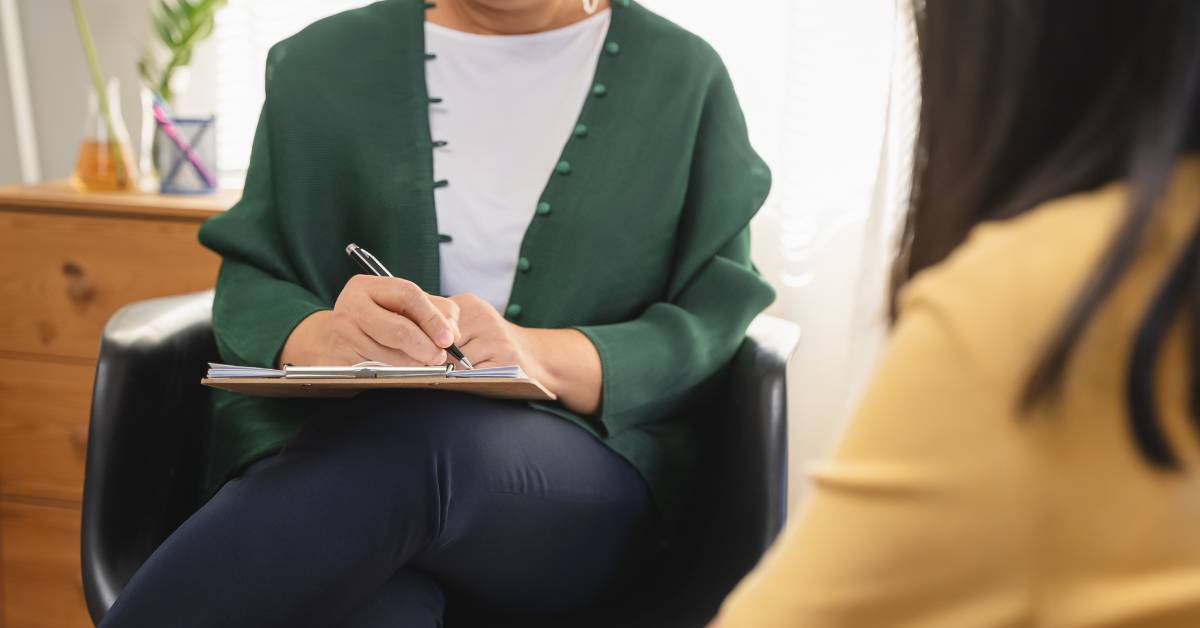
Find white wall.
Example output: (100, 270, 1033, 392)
(0, 22, 21, 184)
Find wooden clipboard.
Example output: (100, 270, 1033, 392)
(201, 376, 556, 401)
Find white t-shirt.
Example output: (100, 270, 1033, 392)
(425, 10, 612, 311)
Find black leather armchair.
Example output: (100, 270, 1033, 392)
(82, 290, 799, 627)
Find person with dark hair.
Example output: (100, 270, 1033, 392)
(715, 2, 1200, 626)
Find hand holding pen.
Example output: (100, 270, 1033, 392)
(346, 243, 474, 369)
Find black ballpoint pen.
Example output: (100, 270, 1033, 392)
(345, 243, 474, 370)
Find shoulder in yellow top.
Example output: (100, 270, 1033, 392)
(718, 159, 1200, 628)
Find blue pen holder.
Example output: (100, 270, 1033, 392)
(154, 115, 218, 195)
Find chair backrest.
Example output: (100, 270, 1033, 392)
(81, 291, 799, 627)
(81, 291, 218, 622)
(713, 315, 798, 557)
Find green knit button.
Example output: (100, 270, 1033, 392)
(573, 123, 589, 138)
(555, 160, 572, 175)
(536, 201, 552, 216)
(438, 233, 453, 243)
(517, 257, 531, 272)
(605, 42, 621, 56)
(505, 303, 523, 319)
(591, 83, 608, 97)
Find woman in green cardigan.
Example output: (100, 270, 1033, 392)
(99, 0, 772, 626)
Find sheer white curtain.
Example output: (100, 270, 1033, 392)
(210, 0, 370, 177)
(645, 0, 918, 507)
(207, 0, 919, 508)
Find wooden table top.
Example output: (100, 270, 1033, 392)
(0, 182, 241, 221)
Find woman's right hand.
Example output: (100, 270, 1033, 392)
(279, 275, 461, 367)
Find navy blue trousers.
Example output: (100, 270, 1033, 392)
(98, 392, 654, 628)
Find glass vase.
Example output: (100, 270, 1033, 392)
(137, 86, 161, 192)
(71, 78, 137, 192)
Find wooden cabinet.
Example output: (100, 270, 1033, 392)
(0, 184, 232, 627)
(0, 358, 93, 504)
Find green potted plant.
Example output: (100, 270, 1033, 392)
(138, 0, 227, 107)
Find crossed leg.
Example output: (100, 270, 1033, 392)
(99, 391, 653, 628)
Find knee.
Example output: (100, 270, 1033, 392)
(296, 393, 500, 474)
(267, 394, 502, 528)
(261, 393, 466, 510)
(291, 393, 444, 464)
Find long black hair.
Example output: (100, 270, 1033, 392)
(898, 1, 1200, 466)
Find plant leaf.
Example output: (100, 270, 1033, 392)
(152, 17, 175, 47)
(157, 0, 181, 36)
(146, 0, 228, 107)
(195, 15, 215, 40)
(137, 56, 160, 88)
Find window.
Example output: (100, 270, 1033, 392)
(214, 0, 370, 181)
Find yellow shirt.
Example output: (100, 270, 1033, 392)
(720, 161, 1200, 628)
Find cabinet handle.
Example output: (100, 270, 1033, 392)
(63, 261, 96, 304)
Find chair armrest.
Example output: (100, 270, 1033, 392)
(724, 314, 800, 547)
(81, 290, 217, 623)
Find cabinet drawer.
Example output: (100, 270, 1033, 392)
(0, 210, 219, 360)
(0, 357, 94, 503)
(0, 500, 91, 628)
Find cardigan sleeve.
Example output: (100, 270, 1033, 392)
(575, 63, 775, 436)
(198, 81, 331, 369)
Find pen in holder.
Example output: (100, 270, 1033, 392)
(153, 109, 218, 195)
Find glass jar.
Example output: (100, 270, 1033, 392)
(71, 78, 137, 192)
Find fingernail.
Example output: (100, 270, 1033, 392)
(436, 329, 454, 347)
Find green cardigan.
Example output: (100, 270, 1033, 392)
(197, 0, 774, 526)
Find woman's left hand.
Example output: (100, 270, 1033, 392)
(450, 293, 539, 372)
(450, 293, 603, 416)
